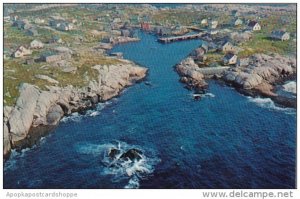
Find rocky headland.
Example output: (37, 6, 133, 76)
(223, 53, 296, 108)
(176, 53, 296, 107)
(3, 60, 147, 160)
(175, 57, 208, 92)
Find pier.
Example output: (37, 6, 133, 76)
(158, 33, 206, 43)
(196, 66, 230, 75)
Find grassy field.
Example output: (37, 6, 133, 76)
(4, 52, 122, 106)
(238, 32, 296, 58)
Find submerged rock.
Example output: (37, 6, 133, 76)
(120, 149, 143, 161)
(108, 148, 121, 159)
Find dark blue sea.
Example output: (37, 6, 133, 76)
(4, 31, 296, 189)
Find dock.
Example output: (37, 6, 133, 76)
(196, 66, 230, 76)
(186, 26, 206, 32)
(158, 33, 206, 43)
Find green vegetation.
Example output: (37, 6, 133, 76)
(204, 52, 224, 66)
(3, 4, 296, 106)
(238, 32, 295, 58)
(4, 53, 122, 106)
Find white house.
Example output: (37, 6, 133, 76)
(234, 18, 243, 26)
(221, 41, 234, 52)
(13, 46, 32, 58)
(248, 21, 261, 31)
(223, 53, 238, 65)
(201, 19, 208, 26)
(30, 39, 44, 49)
(270, 30, 290, 41)
(211, 20, 218, 29)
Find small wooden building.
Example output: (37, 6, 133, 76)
(41, 52, 62, 63)
(270, 30, 290, 41)
(221, 41, 234, 52)
(30, 39, 44, 49)
(13, 46, 32, 58)
(248, 21, 261, 31)
(234, 18, 243, 26)
(223, 53, 238, 65)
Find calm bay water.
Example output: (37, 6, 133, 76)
(4, 31, 296, 189)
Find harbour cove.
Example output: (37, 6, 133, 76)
(3, 31, 296, 189)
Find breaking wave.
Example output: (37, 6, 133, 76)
(247, 97, 295, 114)
(4, 148, 32, 172)
(191, 92, 215, 99)
(60, 112, 82, 123)
(282, 81, 296, 94)
(61, 102, 110, 123)
(75, 141, 160, 188)
(204, 93, 215, 97)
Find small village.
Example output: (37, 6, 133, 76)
(3, 4, 296, 106)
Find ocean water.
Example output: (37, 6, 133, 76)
(4, 31, 296, 189)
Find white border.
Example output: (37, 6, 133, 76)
(0, 1, 298, 199)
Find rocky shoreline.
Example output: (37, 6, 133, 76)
(3, 59, 147, 160)
(175, 57, 209, 93)
(175, 53, 296, 107)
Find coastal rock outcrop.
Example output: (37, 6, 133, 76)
(92, 63, 147, 101)
(176, 57, 208, 91)
(8, 83, 40, 147)
(223, 53, 296, 91)
(222, 53, 296, 107)
(4, 123, 11, 160)
(4, 60, 147, 160)
(46, 105, 64, 125)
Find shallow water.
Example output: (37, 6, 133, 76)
(4, 31, 296, 189)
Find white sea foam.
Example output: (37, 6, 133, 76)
(4, 148, 33, 171)
(282, 81, 296, 94)
(124, 175, 140, 189)
(248, 97, 295, 114)
(204, 93, 215, 97)
(61, 102, 108, 123)
(76, 143, 115, 156)
(61, 112, 82, 123)
(76, 141, 160, 189)
(191, 92, 215, 98)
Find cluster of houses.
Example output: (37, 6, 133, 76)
(141, 22, 189, 37)
(6, 6, 292, 72)
(191, 43, 209, 63)
(12, 37, 73, 66)
(12, 18, 39, 36)
(190, 40, 238, 66)
(12, 39, 44, 58)
(201, 19, 218, 29)
(219, 41, 238, 66)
